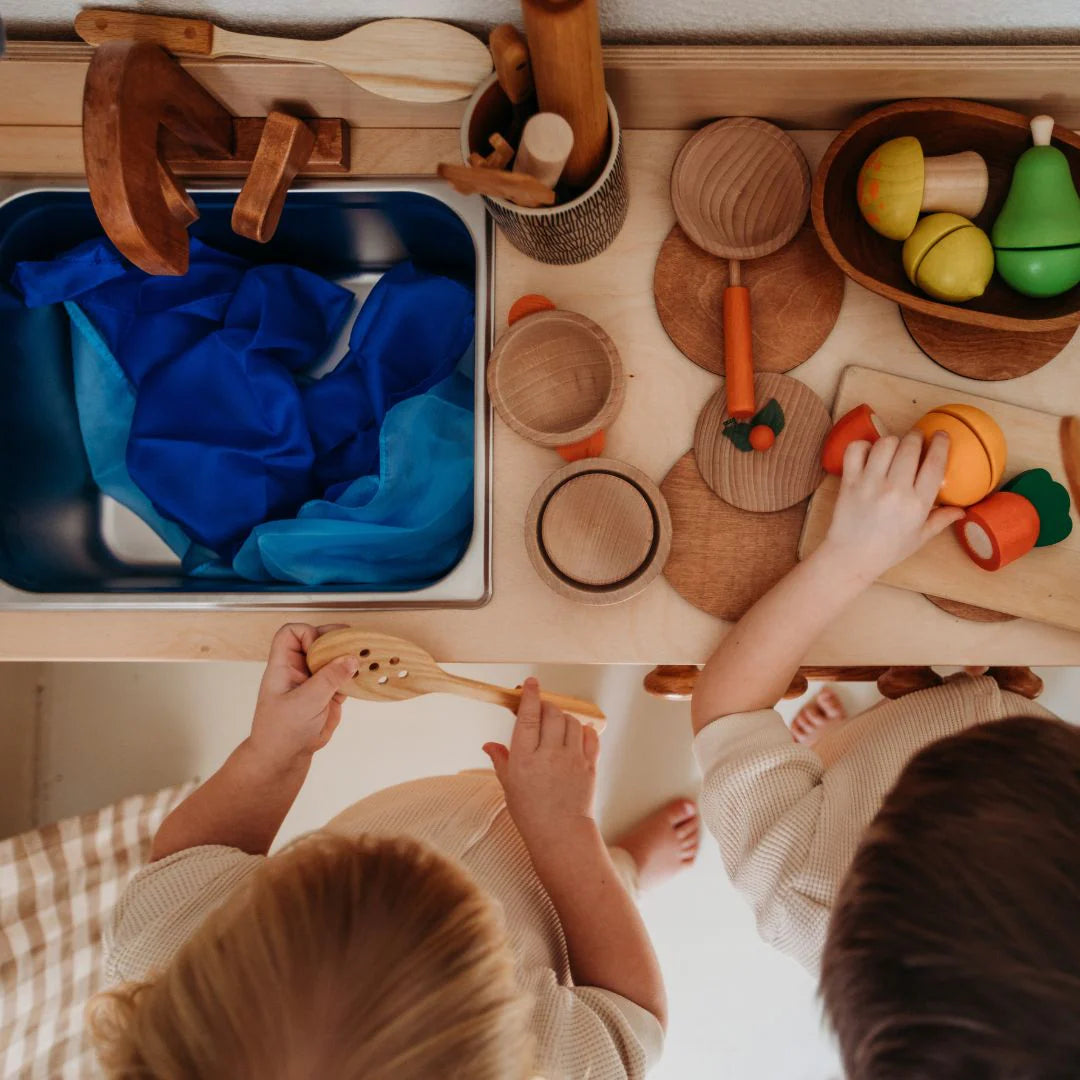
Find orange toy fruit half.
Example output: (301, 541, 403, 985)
(912, 408, 1002, 507)
(931, 403, 1007, 491)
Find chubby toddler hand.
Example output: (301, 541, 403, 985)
(824, 430, 964, 583)
(249, 623, 360, 769)
(483, 678, 600, 843)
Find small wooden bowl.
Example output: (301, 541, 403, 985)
(487, 309, 625, 453)
(813, 98, 1080, 332)
(526, 458, 672, 605)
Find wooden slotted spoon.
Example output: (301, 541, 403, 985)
(306, 629, 606, 730)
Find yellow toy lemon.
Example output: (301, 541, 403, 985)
(902, 212, 994, 302)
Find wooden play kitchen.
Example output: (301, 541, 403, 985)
(4, 39, 1080, 667)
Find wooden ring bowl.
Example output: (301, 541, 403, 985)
(525, 458, 672, 605)
(487, 309, 625, 449)
(813, 98, 1080, 333)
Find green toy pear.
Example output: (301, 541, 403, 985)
(991, 115, 1080, 298)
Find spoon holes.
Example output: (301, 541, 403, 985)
(368, 662, 379, 671)
(397, 670, 409, 678)
(377, 675, 389, 685)
(389, 656, 399, 665)
(359, 648, 370, 658)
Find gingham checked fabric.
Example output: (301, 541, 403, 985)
(0, 784, 192, 1079)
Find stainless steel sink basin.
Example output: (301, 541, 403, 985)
(0, 178, 492, 609)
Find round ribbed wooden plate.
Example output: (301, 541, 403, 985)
(670, 117, 811, 260)
(902, 308, 1076, 381)
(654, 224, 844, 376)
(661, 451, 807, 620)
(694, 372, 831, 513)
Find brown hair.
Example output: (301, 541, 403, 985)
(89, 833, 532, 1079)
(822, 715, 1080, 1080)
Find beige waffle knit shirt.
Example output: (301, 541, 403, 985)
(694, 675, 1058, 973)
(105, 771, 661, 1080)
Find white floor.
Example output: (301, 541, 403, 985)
(5, 660, 1078, 1078)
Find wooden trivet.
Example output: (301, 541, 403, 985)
(902, 308, 1076, 381)
(925, 595, 1018, 623)
(694, 372, 831, 512)
(661, 451, 807, 621)
(654, 224, 844, 376)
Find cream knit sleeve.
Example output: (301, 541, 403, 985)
(694, 709, 829, 972)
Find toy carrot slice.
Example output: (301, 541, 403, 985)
(821, 403, 886, 475)
(956, 491, 1040, 571)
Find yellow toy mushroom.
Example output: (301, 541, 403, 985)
(857, 136, 989, 241)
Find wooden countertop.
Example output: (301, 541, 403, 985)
(1, 125, 1079, 664)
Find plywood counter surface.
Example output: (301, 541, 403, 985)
(3, 127, 1080, 664)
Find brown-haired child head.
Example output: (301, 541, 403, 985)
(90, 832, 532, 1080)
(822, 715, 1080, 1080)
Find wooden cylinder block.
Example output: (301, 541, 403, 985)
(487, 309, 625, 448)
(526, 459, 672, 605)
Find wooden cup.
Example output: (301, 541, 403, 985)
(460, 73, 628, 265)
(487, 307, 625, 460)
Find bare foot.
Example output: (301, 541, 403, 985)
(613, 798, 700, 891)
(791, 688, 847, 746)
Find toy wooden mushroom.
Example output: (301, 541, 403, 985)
(857, 136, 989, 241)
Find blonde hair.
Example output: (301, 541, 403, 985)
(89, 833, 532, 1079)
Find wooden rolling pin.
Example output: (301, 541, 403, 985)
(520, 0, 608, 191)
(514, 112, 575, 188)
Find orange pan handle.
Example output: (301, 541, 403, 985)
(723, 284, 756, 420)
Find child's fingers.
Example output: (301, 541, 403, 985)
(512, 678, 543, 752)
(583, 723, 600, 766)
(920, 505, 965, 545)
(482, 741, 510, 786)
(289, 654, 360, 712)
(887, 431, 924, 488)
(914, 431, 951, 504)
(840, 439, 872, 483)
(564, 713, 585, 752)
(863, 434, 900, 480)
(539, 700, 568, 748)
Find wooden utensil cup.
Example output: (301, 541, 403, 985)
(461, 73, 628, 265)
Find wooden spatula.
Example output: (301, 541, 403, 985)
(1061, 416, 1080, 508)
(306, 629, 605, 730)
(74, 10, 492, 104)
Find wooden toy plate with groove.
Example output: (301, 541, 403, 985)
(801, 366, 1080, 632)
(902, 309, 1077, 381)
(694, 372, 831, 513)
(654, 224, 845, 376)
(661, 451, 807, 621)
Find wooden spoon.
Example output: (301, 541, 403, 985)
(74, 10, 493, 104)
(670, 118, 811, 420)
(306, 629, 606, 730)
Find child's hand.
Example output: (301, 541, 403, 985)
(823, 430, 964, 583)
(248, 623, 360, 770)
(483, 678, 600, 844)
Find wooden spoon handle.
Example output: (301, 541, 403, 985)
(434, 674, 606, 726)
(75, 9, 216, 55)
(1061, 416, 1080, 509)
(723, 278, 756, 420)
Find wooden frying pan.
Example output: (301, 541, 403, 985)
(670, 118, 811, 419)
(306, 629, 605, 730)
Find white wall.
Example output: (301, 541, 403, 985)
(4, 0, 1080, 43)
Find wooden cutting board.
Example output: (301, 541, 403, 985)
(800, 366, 1080, 632)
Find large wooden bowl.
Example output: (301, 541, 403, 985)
(813, 99, 1080, 332)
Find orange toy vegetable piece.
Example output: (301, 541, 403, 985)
(821, 403, 885, 476)
(749, 424, 775, 451)
(723, 286, 756, 420)
(508, 293, 556, 326)
(956, 491, 1040, 571)
(912, 411, 996, 507)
